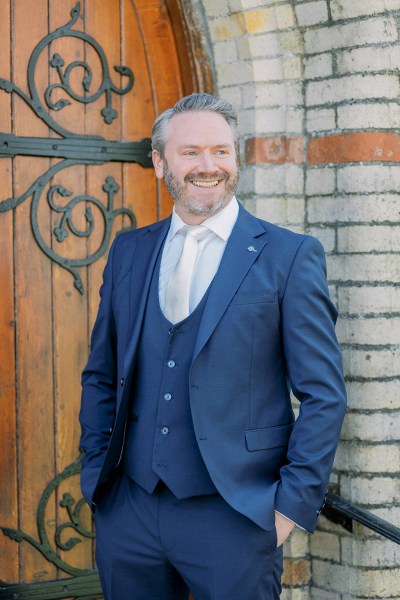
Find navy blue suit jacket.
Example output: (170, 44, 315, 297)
(79, 204, 347, 533)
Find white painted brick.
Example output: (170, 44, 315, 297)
(341, 536, 400, 568)
(284, 57, 302, 80)
(369, 505, 400, 527)
(230, 0, 283, 11)
(312, 560, 400, 596)
(295, 1, 329, 27)
(338, 225, 400, 252)
(252, 56, 302, 82)
(337, 45, 400, 75)
(345, 380, 400, 411)
(304, 18, 398, 54)
(202, 0, 229, 18)
(337, 102, 400, 130)
(219, 86, 242, 110)
(310, 589, 341, 600)
(306, 167, 336, 195)
(217, 61, 254, 87)
(307, 194, 400, 224)
(341, 347, 399, 378)
(306, 74, 400, 106)
(253, 57, 286, 81)
(338, 165, 400, 193)
(255, 165, 304, 195)
(310, 531, 340, 561)
(237, 165, 255, 195)
(242, 82, 303, 109)
(337, 315, 400, 345)
(284, 528, 310, 558)
(327, 254, 400, 284)
(281, 588, 310, 600)
(330, 0, 400, 20)
(306, 108, 336, 132)
(341, 411, 400, 442)
(335, 441, 400, 473)
(252, 197, 306, 225)
(286, 107, 304, 134)
(307, 226, 336, 252)
(340, 474, 400, 505)
(240, 107, 303, 135)
(338, 286, 400, 314)
(237, 29, 304, 60)
(304, 53, 333, 79)
(214, 40, 238, 64)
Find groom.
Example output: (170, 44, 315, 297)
(79, 93, 347, 599)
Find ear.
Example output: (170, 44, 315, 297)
(152, 150, 164, 179)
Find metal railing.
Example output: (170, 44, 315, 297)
(323, 492, 400, 545)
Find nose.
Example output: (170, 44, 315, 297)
(197, 151, 218, 173)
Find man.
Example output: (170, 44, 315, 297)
(79, 93, 347, 599)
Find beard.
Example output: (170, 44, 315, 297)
(163, 159, 239, 217)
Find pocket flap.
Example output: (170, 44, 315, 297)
(245, 423, 294, 451)
(230, 290, 277, 305)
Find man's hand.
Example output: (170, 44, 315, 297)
(274, 511, 296, 547)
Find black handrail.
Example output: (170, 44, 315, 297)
(323, 492, 400, 545)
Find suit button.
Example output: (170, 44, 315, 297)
(167, 360, 176, 368)
(164, 393, 172, 401)
(120, 377, 125, 387)
(161, 427, 169, 435)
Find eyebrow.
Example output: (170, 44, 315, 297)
(177, 144, 232, 150)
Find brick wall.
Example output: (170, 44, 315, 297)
(191, 0, 400, 597)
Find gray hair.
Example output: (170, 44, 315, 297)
(152, 93, 238, 158)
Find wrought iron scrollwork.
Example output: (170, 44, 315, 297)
(0, 1, 152, 293)
(0, 455, 94, 577)
(0, 2, 134, 136)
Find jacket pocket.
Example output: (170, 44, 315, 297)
(245, 422, 294, 451)
(230, 290, 277, 305)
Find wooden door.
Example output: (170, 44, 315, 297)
(0, 0, 211, 594)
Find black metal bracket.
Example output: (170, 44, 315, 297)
(0, 134, 152, 166)
(323, 492, 400, 545)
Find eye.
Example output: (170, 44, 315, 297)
(216, 149, 228, 156)
(183, 150, 197, 156)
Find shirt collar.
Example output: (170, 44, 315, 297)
(167, 197, 239, 243)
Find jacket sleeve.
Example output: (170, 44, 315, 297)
(274, 235, 347, 532)
(79, 236, 119, 508)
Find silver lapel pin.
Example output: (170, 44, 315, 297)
(247, 246, 257, 252)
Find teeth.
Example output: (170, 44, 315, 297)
(191, 180, 220, 188)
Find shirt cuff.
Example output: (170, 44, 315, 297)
(275, 510, 305, 530)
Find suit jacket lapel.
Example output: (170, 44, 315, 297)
(192, 207, 268, 363)
(123, 218, 170, 378)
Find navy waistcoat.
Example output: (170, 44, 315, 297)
(122, 247, 217, 498)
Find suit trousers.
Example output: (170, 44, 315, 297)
(94, 473, 283, 600)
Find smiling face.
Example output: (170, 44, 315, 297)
(152, 111, 239, 224)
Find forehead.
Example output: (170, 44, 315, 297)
(165, 111, 234, 148)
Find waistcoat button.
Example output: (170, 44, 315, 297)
(161, 426, 169, 435)
(167, 360, 176, 368)
(164, 393, 172, 401)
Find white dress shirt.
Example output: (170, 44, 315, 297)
(159, 197, 239, 314)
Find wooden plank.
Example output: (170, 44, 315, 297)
(49, 0, 92, 575)
(84, 0, 125, 335)
(0, 0, 19, 584)
(134, 0, 183, 220)
(13, 0, 56, 582)
(122, 0, 157, 229)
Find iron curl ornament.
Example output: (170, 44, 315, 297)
(0, 455, 94, 577)
(0, 2, 152, 294)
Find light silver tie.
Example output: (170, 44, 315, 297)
(164, 225, 209, 324)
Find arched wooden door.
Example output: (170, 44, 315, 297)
(0, 0, 211, 594)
